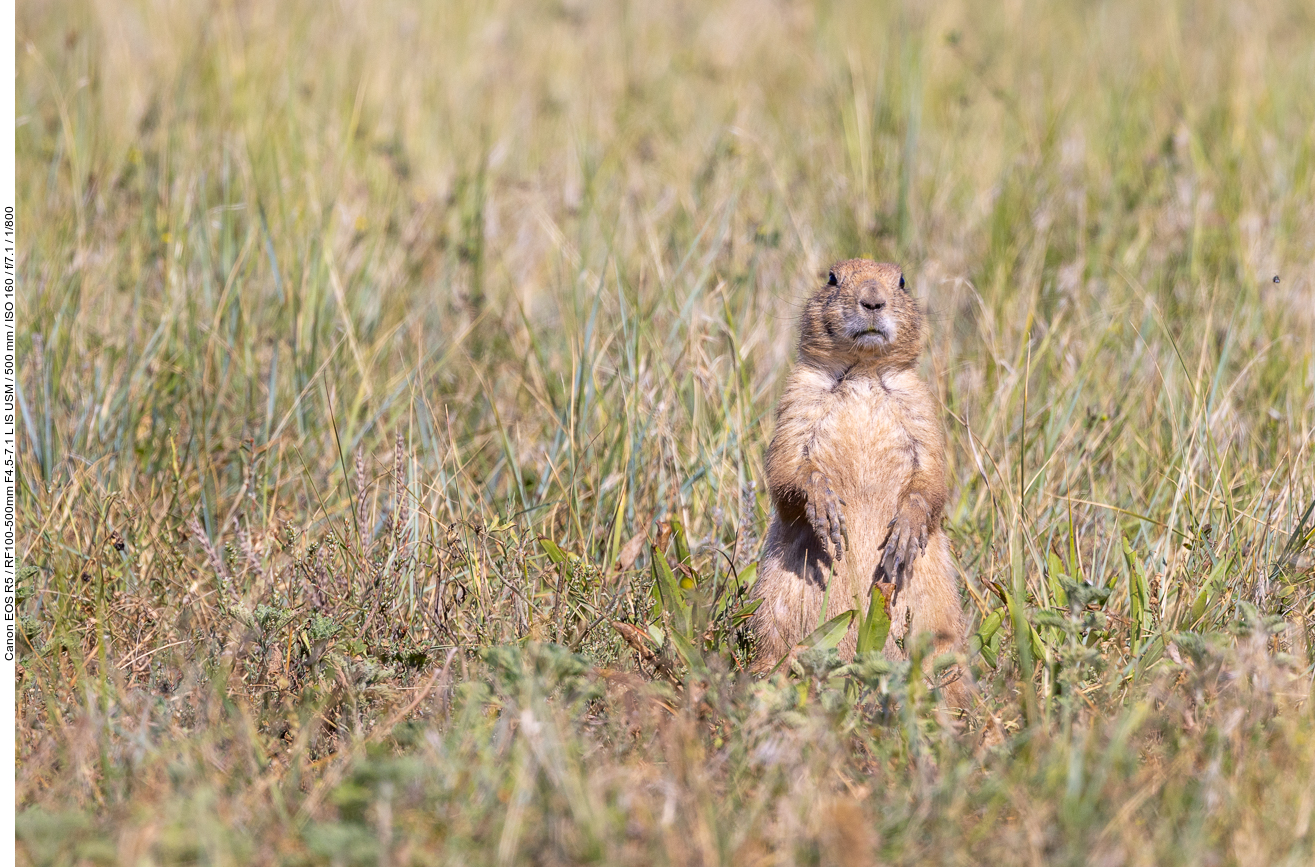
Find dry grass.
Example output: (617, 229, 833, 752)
(14, 0, 1315, 864)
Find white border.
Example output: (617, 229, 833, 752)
(3, 0, 17, 857)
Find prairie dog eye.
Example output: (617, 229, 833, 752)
(898, 275, 906, 290)
(827, 272, 838, 286)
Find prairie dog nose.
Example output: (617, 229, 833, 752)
(858, 283, 886, 311)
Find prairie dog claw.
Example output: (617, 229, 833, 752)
(802, 470, 847, 561)
(878, 494, 931, 587)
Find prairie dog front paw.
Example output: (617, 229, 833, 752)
(878, 493, 931, 587)
(802, 470, 847, 560)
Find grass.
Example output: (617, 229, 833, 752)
(13, 0, 1315, 863)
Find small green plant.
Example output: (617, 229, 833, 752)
(604, 519, 760, 678)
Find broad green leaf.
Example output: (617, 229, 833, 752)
(969, 607, 1006, 658)
(982, 631, 1001, 668)
(714, 561, 759, 620)
(1122, 536, 1153, 652)
(1008, 530, 1035, 673)
(651, 546, 691, 638)
(1047, 550, 1069, 607)
(1180, 554, 1225, 630)
(1028, 620, 1047, 661)
(1067, 521, 1083, 583)
(856, 584, 892, 656)
(799, 609, 857, 652)
(731, 598, 762, 625)
(539, 537, 568, 566)
(668, 628, 704, 673)
(669, 519, 692, 567)
(733, 560, 758, 591)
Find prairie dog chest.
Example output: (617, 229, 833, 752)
(808, 373, 922, 491)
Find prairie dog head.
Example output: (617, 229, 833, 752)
(798, 259, 923, 369)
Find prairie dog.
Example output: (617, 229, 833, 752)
(749, 259, 966, 703)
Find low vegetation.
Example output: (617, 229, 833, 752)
(15, 0, 1315, 863)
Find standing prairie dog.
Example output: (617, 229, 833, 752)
(750, 259, 966, 703)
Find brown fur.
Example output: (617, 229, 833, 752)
(749, 259, 968, 708)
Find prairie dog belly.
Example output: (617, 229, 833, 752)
(808, 380, 919, 564)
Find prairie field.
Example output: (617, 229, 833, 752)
(13, 0, 1315, 864)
